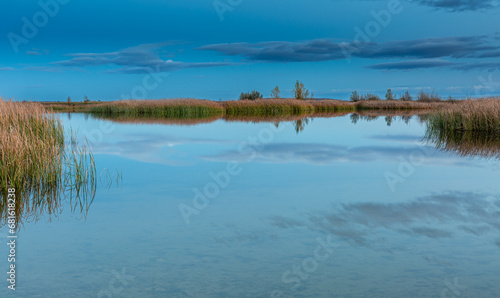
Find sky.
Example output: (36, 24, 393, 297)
(1, 0, 499, 101)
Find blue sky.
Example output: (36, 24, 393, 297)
(1, 0, 499, 101)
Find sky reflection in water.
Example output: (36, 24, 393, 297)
(1, 113, 499, 297)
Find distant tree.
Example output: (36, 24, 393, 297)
(385, 89, 395, 100)
(83, 95, 90, 103)
(350, 90, 360, 102)
(271, 86, 280, 99)
(67, 96, 71, 105)
(239, 90, 263, 100)
(417, 90, 441, 102)
(400, 90, 413, 101)
(293, 80, 310, 100)
(361, 93, 381, 101)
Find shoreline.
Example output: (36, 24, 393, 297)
(40, 98, 456, 117)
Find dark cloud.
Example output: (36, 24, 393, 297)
(199, 36, 498, 63)
(268, 192, 500, 250)
(366, 59, 456, 70)
(453, 61, 500, 71)
(368, 60, 500, 71)
(407, 226, 453, 238)
(412, 0, 498, 11)
(53, 42, 234, 74)
(459, 225, 491, 236)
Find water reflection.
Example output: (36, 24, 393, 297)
(294, 118, 311, 134)
(90, 111, 435, 134)
(268, 192, 500, 251)
(350, 112, 431, 126)
(0, 140, 97, 229)
(425, 126, 500, 159)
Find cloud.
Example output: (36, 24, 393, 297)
(25, 66, 64, 73)
(53, 42, 234, 74)
(26, 50, 43, 56)
(367, 59, 500, 71)
(366, 59, 456, 70)
(0, 67, 16, 71)
(454, 61, 500, 71)
(412, 0, 499, 11)
(199, 36, 498, 63)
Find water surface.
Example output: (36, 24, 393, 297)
(2, 113, 500, 297)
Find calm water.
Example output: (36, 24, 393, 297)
(2, 113, 500, 297)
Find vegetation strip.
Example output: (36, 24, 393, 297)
(42, 97, 453, 117)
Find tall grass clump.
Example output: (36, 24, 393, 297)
(224, 98, 315, 117)
(0, 98, 96, 228)
(90, 99, 226, 119)
(426, 98, 500, 133)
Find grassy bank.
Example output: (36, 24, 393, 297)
(425, 98, 500, 158)
(43, 98, 448, 119)
(427, 99, 500, 133)
(0, 98, 96, 227)
(88, 99, 225, 118)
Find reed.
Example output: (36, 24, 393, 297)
(427, 98, 500, 133)
(0, 98, 96, 228)
(89, 99, 225, 118)
(223, 98, 315, 116)
(44, 97, 446, 118)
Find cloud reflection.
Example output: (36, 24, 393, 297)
(91, 133, 230, 166)
(268, 192, 500, 250)
(201, 141, 473, 167)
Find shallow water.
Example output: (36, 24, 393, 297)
(2, 113, 500, 297)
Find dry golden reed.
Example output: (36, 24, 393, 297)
(0, 98, 96, 228)
(427, 98, 500, 133)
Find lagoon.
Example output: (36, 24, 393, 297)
(1, 113, 500, 297)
